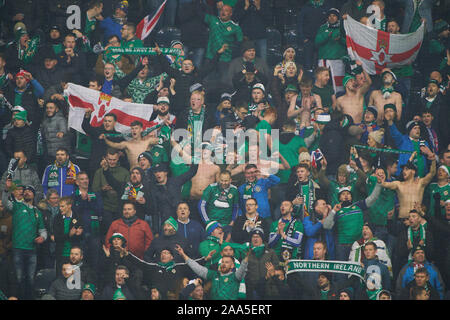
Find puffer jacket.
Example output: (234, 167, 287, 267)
(319, 119, 346, 176)
(246, 247, 281, 299)
(105, 217, 154, 260)
(41, 112, 71, 157)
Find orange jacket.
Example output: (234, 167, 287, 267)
(105, 218, 153, 259)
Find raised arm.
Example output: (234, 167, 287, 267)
(420, 157, 437, 186)
(104, 136, 127, 150)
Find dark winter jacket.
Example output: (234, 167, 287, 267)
(233, 0, 272, 40)
(319, 118, 346, 176)
(177, 1, 209, 48)
(297, 0, 333, 41)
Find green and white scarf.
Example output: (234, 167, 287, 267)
(188, 107, 205, 163)
(157, 260, 175, 271)
(108, 47, 182, 57)
(47, 160, 77, 187)
(353, 145, 413, 155)
(18, 35, 40, 64)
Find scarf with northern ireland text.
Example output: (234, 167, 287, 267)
(47, 160, 77, 187)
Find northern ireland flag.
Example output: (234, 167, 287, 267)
(65, 83, 155, 135)
(136, 0, 167, 41)
(344, 16, 424, 75)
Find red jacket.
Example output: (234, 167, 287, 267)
(105, 217, 153, 259)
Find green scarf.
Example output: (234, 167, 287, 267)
(157, 260, 175, 271)
(310, 0, 324, 8)
(47, 160, 77, 188)
(188, 107, 205, 163)
(411, 140, 425, 177)
(18, 35, 40, 64)
(381, 86, 394, 95)
(367, 288, 383, 300)
(108, 46, 182, 57)
(250, 244, 265, 259)
(353, 145, 413, 155)
(207, 235, 221, 243)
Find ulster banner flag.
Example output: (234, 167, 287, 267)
(65, 83, 155, 135)
(136, 0, 167, 41)
(343, 16, 424, 75)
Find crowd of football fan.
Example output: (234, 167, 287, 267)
(0, 0, 449, 300)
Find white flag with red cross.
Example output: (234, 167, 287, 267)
(65, 83, 156, 135)
(343, 16, 424, 75)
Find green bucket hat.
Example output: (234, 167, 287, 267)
(109, 233, 127, 246)
(383, 103, 397, 112)
(164, 216, 178, 232)
(433, 19, 449, 34)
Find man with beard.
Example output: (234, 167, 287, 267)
(42, 148, 81, 197)
(312, 67, 336, 113)
(105, 202, 153, 260)
(103, 167, 151, 222)
(323, 176, 382, 262)
(175, 243, 249, 300)
(82, 109, 126, 175)
(2, 181, 47, 299)
(0, 150, 43, 202)
(336, 66, 372, 124)
(368, 69, 403, 125)
(104, 121, 159, 169)
(268, 200, 304, 262)
(381, 152, 437, 220)
(41, 100, 70, 165)
(199, 171, 240, 232)
(34, 49, 65, 91)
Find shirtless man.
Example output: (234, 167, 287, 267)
(336, 61, 372, 124)
(104, 120, 159, 168)
(171, 139, 221, 200)
(369, 69, 402, 124)
(381, 152, 437, 218)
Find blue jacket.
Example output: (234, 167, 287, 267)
(303, 216, 335, 260)
(238, 175, 280, 219)
(71, 189, 104, 234)
(389, 123, 430, 177)
(176, 219, 206, 258)
(42, 163, 81, 197)
(399, 261, 444, 299)
(401, 0, 435, 33)
(99, 17, 123, 44)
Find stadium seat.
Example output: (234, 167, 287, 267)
(266, 48, 283, 68)
(34, 268, 56, 299)
(283, 29, 299, 50)
(266, 27, 282, 51)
